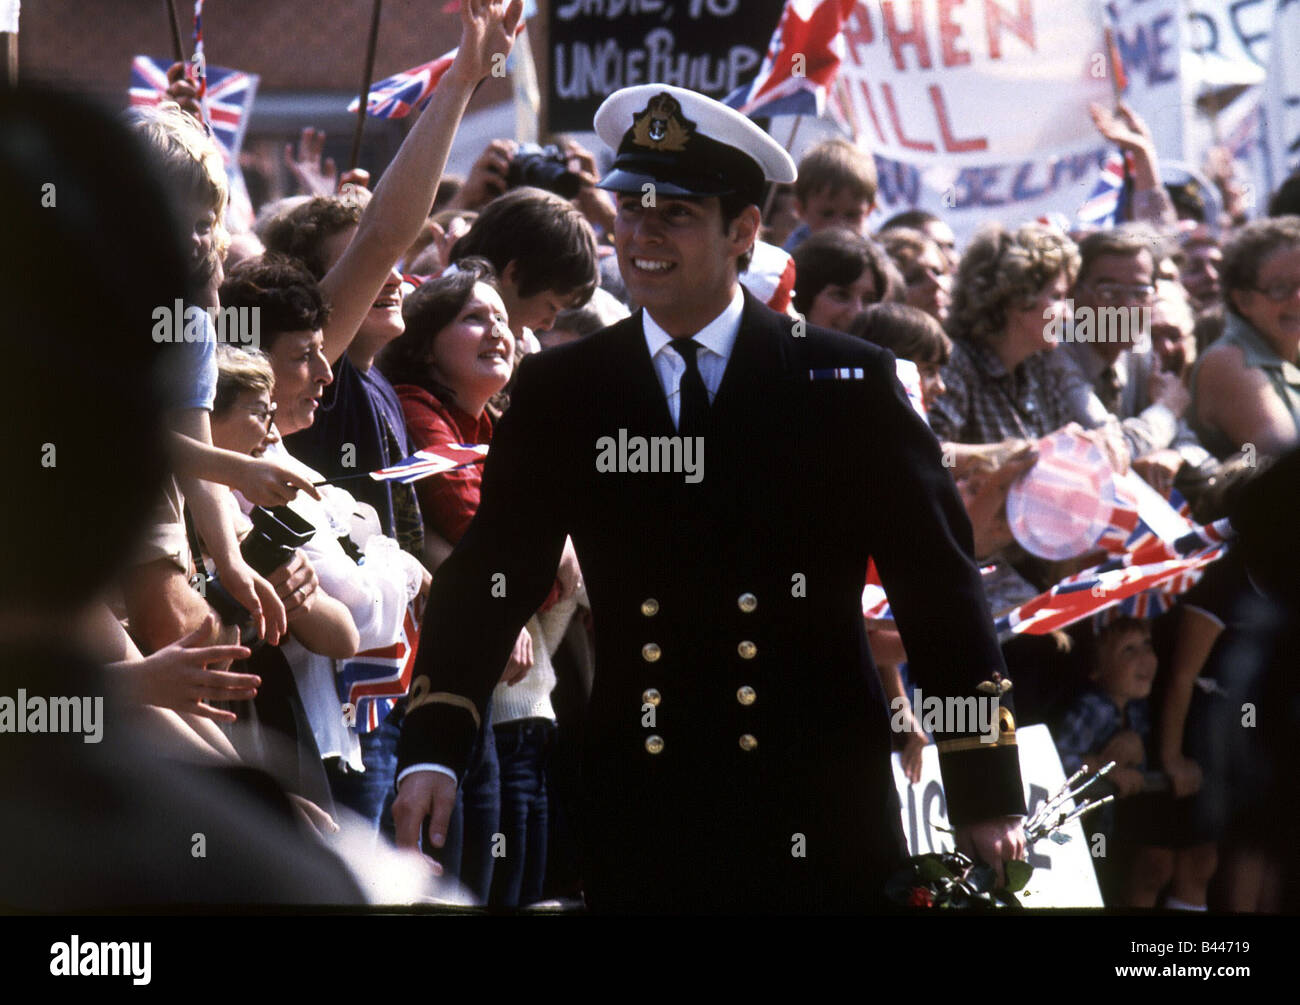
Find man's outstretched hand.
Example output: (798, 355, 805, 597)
(392, 769, 459, 875)
(954, 816, 1026, 888)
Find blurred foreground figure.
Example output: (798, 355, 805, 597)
(0, 87, 363, 908)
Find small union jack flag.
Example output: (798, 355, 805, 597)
(370, 444, 489, 484)
(338, 607, 421, 733)
(350, 20, 527, 119)
(996, 517, 1234, 638)
(724, 0, 856, 120)
(349, 51, 458, 120)
(130, 55, 259, 166)
(1076, 149, 1128, 229)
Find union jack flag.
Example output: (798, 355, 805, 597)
(130, 55, 259, 166)
(723, 0, 856, 119)
(350, 20, 527, 119)
(1076, 149, 1128, 229)
(995, 517, 1233, 638)
(338, 607, 421, 733)
(370, 443, 489, 483)
(349, 51, 458, 120)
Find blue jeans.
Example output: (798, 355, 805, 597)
(326, 707, 401, 834)
(437, 705, 500, 904)
(489, 718, 555, 908)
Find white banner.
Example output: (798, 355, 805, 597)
(841, 0, 1112, 167)
(892, 723, 1105, 908)
(1264, 0, 1300, 191)
(839, 1, 1119, 238)
(1107, 0, 1187, 165)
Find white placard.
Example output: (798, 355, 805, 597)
(892, 723, 1105, 908)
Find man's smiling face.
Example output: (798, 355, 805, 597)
(613, 193, 756, 337)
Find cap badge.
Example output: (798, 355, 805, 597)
(632, 93, 693, 152)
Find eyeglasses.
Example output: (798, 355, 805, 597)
(1251, 280, 1300, 303)
(1092, 281, 1156, 302)
(245, 403, 277, 430)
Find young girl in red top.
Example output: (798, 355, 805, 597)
(380, 259, 578, 907)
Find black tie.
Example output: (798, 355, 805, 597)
(671, 338, 710, 437)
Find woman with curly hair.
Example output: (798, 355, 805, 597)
(928, 222, 1107, 449)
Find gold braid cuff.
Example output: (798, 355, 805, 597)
(936, 707, 1017, 754)
(407, 677, 481, 729)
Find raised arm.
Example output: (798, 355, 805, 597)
(319, 0, 524, 364)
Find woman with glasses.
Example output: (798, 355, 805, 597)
(878, 226, 952, 325)
(1190, 216, 1300, 460)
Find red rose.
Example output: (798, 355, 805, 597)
(908, 886, 934, 908)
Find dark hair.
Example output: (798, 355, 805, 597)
(1267, 172, 1300, 218)
(849, 303, 951, 365)
(1075, 223, 1162, 288)
(1193, 303, 1225, 355)
(1091, 616, 1150, 677)
(791, 227, 896, 316)
(1221, 216, 1300, 314)
(719, 189, 759, 273)
(450, 187, 599, 303)
(3, 87, 186, 614)
(879, 209, 942, 233)
(219, 253, 332, 351)
(1165, 180, 1207, 222)
(260, 195, 364, 280)
(377, 258, 501, 407)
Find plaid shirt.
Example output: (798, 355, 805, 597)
(928, 339, 1092, 444)
(1053, 684, 1150, 776)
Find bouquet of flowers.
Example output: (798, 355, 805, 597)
(886, 762, 1116, 909)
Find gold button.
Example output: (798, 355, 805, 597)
(641, 643, 661, 663)
(645, 735, 664, 755)
(737, 640, 757, 660)
(642, 688, 661, 706)
(640, 598, 660, 617)
(736, 685, 756, 706)
(739, 733, 758, 752)
(737, 592, 758, 613)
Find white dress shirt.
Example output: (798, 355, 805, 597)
(642, 287, 744, 429)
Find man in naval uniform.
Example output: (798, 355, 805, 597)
(393, 84, 1026, 912)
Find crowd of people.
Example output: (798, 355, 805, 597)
(4, 0, 1299, 913)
